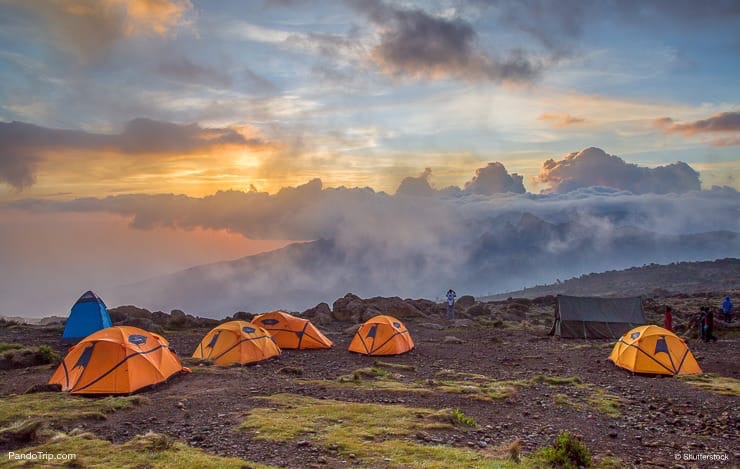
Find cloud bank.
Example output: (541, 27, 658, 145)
(537, 147, 701, 194)
(4, 150, 740, 314)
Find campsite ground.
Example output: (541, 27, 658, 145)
(1, 293, 738, 468)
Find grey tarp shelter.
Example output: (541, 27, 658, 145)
(550, 295, 646, 339)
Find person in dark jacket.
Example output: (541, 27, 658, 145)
(664, 305, 673, 332)
(704, 307, 717, 343)
(698, 308, 707, 341)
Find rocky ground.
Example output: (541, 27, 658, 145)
(0, 291, 738, 468)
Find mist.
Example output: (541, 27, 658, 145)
(3, 151, 739, 317)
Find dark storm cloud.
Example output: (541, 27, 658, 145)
(537, 147, 701, 194)
(347, 0, 541, 82)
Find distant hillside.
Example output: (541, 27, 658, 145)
(111, 210, 740, 316)
(480, 258, 740, 300)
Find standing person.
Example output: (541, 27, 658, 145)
(722, 295, 733, 323)
(705, 307, 717, 343)
(446, 289, 457, 320)
(698, 308, 707, 341)
(664, 305, 673, 332)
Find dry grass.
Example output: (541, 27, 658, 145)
(678, 373, 740, 396)
(240, 393, 518, 468)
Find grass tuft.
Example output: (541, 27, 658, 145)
(5, 432, 271, 468)
(240, 393, 514, 467)
(0, 393, 148, 426)
(452, 408, 477, 427)
(530, 431, 592, 468)
(373, 360, 416, 371)
(678, 373, 740, 396)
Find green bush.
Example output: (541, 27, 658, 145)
(531, 431, 591, 468)
(0, 343, 23, 353)
(36, 345, 61, 365)
(452, 408, 477, 427)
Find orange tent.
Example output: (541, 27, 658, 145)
(193, 321, 281, 366)
(251, 311, 333, 350)
(609, 325, 702, 375)
(348, 315, 414, 356)
(49, 326, 188, 395)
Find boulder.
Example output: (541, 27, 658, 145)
(364, 296, 426, 319)
(332, 293, 365, 322)
(443, 336, 464, 344)
(456, 295, 476, 309)
(406, 299, 438, 316)
(333, 293, 429, 322)
(465, 304, 490, 317)
(108, 305, 153, 322)
(230, 311, 253, 322)
(121, 317, 163, 334)
(452, 319, 474, 328)
(302, 302, 331, 320)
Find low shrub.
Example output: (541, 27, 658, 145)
(531, 431, 592, 468)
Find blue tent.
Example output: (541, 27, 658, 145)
(61, 291, 113, 344)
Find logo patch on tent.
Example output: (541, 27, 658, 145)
(260, 319, 279, 326)
(73, 345, 94, 369)
(295, 331, 304, 338)
(242, 326, 256, 334)
(630, 332, 641, 340)
(207, 331, 221, 349)
(366, 325, 378, 338)
(393, 322, 401, 328)
(128, 334, 147, 345)
(654, 337, 670, 355)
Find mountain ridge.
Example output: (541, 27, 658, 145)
(479, 257, 740, 301)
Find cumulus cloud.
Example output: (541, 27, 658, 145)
(538, 113, 586, 128)
(655, 112, 740, 146)
(396, 168, 435, 196)
(4, 0, 193, 61)
(347, 0, 541, 82)
(537, 147, 701, 194)
(464, 162, 526, 194)
(0, 119, 261, 190)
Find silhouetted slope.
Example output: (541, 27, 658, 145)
(479, 258, 740, 300)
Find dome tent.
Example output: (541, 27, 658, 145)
(609, 325, 702, 376)
(193, 321, 281, 366)
(50, 326, 189, 394)
(348, 315, 414, 356)
(61, 291, 113, 344)
(251, 311, 333, 350)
